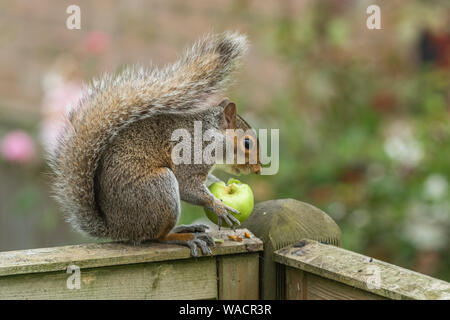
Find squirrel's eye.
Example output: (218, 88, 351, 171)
(243, 138, 252, 149)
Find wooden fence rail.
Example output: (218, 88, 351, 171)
(274, 239, 450, 300)
(0, 229, 262, 299)
(0, 199, 449, 300)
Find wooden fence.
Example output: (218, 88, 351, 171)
(0, 199, 449, 300)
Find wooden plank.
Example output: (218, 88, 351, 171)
(285, 267, 383, 300)
(285, 267, 306, 299)
(305, 272, 385, 300)
(274, 240, 450, 300)
(0, 258, 217, 300)
(218, 253, 260, 299)
(0, 229, 262, 277)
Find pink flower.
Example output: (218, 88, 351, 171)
(43, 81, 83, 114)
(1, 130, 36, 164)
(41, 81, 82, 152)
(84, 31, 109, 55)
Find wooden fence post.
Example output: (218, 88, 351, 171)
(241, 198, 341, 299)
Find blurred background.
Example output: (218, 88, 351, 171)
(0, 0, 449, 280)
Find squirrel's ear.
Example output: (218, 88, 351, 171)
(221, 100, 237, 129)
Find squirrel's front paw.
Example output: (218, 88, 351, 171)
(206, 201, 241, 230)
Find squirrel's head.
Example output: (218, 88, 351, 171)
(218, 99, 262, 176)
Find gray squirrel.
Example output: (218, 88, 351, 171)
(48, 32, 262, 256)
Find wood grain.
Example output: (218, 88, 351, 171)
(274, 239, 450, 300)
(285, 267, 306, 299)
(0, 258, 217, 300)
(218, 253, 260, 299)
(0, 229, 262, 300)
(285, 267, 384, 300)
(0, 229, 262, 277)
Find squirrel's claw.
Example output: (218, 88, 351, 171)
(223, 204, 240, 215)
(207, 200, 240, 230)
(187, 233, 215, 257)
(160, 231, 215, 257)
(218, 211, 240, 230)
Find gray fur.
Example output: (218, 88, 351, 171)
(47, 32, 255, 244)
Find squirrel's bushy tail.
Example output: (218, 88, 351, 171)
(48, 32, 248, 237)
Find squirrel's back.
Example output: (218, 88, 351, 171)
(48, 32, 248, 237)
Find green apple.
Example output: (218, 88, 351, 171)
(204, 178, 254, 226)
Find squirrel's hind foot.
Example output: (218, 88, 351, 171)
(159, 232, 215, 257)
(172, 223, 209, 234)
